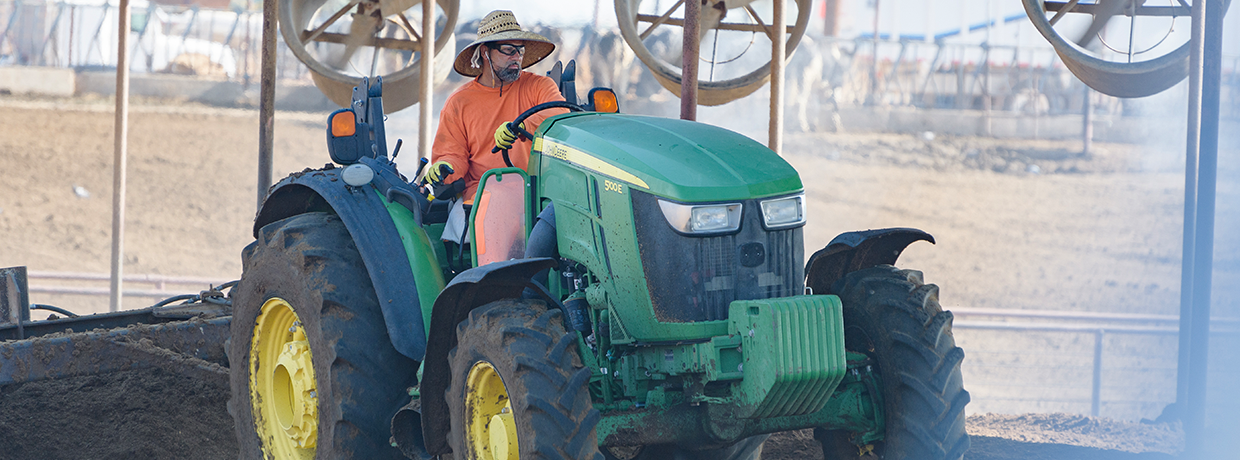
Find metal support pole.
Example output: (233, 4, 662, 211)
(769, 0, 785, 154)
(823, 0, 840, 36)
(1176, 0, 1205, 410)
(1032, 68, 1040, 139)
(257, 0, 277, 210)
(680, 0, 699, 120)
(1082, 85, 1093, 157)
(868, 0, 879, 105)
(983, 1, 991, 136)
(983, 44, 992, 136)
(1185, 0, 1224, 449)
(1091, 329, 1104, 416)
(243, 10, 252, 87)
(417, 0, 433, 162)
(109, 0, 131, 312)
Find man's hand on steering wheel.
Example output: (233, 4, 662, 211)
(490, 101, 586, 154)
(493, 122, 525, 151)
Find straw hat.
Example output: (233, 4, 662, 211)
(453, 11, 556, 77)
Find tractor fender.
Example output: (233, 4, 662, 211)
(805, 227, 935, 294)
(418, 257, 558, 456)
(253, 167, 430, 361)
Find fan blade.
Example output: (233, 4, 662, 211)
(380, 0, 420, 18)
(699, 0, 729, 38)
(290, 0, 332, 31)
(334, 12, 381, 69)
(1076, 0, 1132, 48)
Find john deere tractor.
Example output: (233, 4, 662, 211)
(228, 74, 969, 460)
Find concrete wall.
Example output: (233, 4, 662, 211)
(74, 70, 337, 112)
(0, 66, 335, 111)
(0, 66, 76, 97)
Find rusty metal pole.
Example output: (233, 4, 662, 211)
(680, 0, 699, 120)
(769, 0, 784, 154)
(257, 0, 277, 209)
(823, 0, 840, 36)
(418, 0, 433, 162)
(109, 0, 131, 312)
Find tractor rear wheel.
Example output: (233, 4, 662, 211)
(446, 299, 604, 460)
(228, 212, 416, 459)
(816, 265, 970, 460)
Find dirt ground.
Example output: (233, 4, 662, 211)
(2, 95, 1237, 458)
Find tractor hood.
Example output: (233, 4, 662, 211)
(536, 113, 802, 202)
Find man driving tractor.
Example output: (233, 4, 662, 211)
(426, 10, 568, 244)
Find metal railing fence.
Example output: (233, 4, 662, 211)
(815, 36, 1240, 119)
(26, 270, 231, 299)
(952, 307, 1240, 422)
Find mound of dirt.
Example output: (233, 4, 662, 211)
(0, 368, 236, 460)
(760, 414, 1183, 460)
(966, 413, 1182, 454)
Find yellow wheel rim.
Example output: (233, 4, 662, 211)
(250, 297, 318, 459)
(466, 361, 518, 460)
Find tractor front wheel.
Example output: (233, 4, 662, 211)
(817, 265, 970, 460)
(228, 212, 417, 459)
(446, 299, 604, 460)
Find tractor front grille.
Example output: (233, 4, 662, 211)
(632, 191, 804, 323)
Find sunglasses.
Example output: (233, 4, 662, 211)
(487, 43, 526, 57)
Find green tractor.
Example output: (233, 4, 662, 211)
(228, 75, 969, 460)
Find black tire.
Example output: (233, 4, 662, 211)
(227, 212, 416, 459)
(815, 265, 970, 460)
(446, 299, 604, 460)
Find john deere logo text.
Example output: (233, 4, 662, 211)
(544, 142, 570, 161)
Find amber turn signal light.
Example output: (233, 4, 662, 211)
(590, 88, 619, 113)
(330, 110, 357, 137)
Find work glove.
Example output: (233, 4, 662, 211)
(425, 160, 454, 185)
(494, 122, 525, 151)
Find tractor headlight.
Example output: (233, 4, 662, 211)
(759, 194, 806, 229)
(658, 199, 742, 234)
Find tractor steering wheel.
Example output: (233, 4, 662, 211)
(491, 101, 586, 164)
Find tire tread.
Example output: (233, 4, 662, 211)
(818, 265, 970, 460)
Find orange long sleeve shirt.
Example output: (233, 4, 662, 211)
(431, 71, 567, 201)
